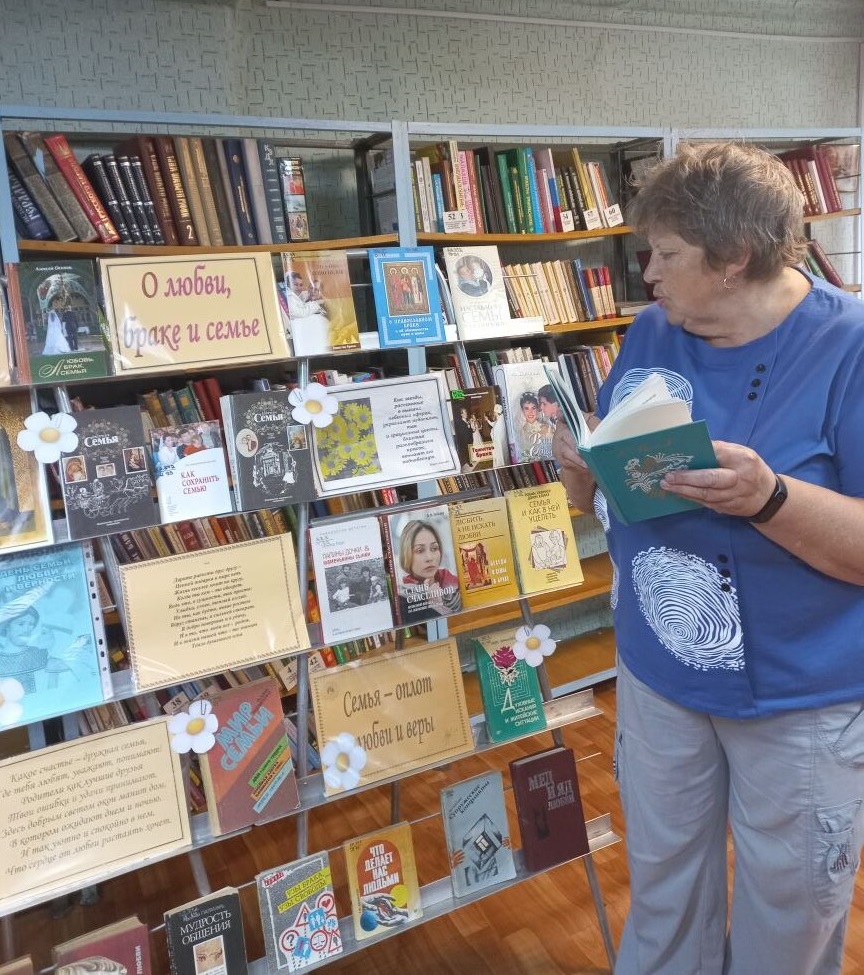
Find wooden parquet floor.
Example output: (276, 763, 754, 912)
(6, 635, 864, 974)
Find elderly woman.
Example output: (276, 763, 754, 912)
(554, 141, 864, 975)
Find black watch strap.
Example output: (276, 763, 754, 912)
(748, 474, 788, 524)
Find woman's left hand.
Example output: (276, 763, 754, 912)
(660, 440, 777, 518)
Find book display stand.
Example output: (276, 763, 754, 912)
(0, 105, 861, 974)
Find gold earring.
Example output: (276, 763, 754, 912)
(722, 276, 735, 291)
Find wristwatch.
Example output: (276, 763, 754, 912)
(748, 474, 788, 524)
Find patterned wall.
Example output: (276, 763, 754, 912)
(0, 0, 858, 128)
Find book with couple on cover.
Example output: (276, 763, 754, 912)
(545, 367, 717, 524)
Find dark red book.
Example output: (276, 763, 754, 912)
(42, 133, 121, 243)
(53, 916, 151, 975)
(509, 745, 589, 872)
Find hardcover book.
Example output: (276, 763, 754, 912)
(493, 360, 561, 464)
(504, 482, 584, 595)
(440, 770, 517, 897)
(256, 852, 343, 971)
(41, 133, 120, 243)
(308, 516, 393, 644)
(0, 958, 32, 975)
(442, 244, 543, 340)
(4, 132, 79, 241)
(197, 677, 300, 836)
(449, 386, 504, 472)
(164, 887, 248, 975)
(545, 367, 718, 524)
(472, 629, 547, 743)
(383, 503, 462, 626)
(60, 404, 159, 540)
(0, 389, 53, 553)
(448, 496, 519, 608)
(280, 250, 361, 356)
(6, 259, 111, 384)
(310, 373, 459, 497)
(220, 389, 316, 511)
(0, 542, 109, 728)
(149, 419, 233, 524)
(368, 246, 446, 347)
(509, 745, 590, 872)
(343, 821, 422, 942)
(53, 916, 151, 975)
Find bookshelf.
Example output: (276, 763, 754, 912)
(0, 106, 622, 972)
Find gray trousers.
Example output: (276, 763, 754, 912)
(614, 660, 864, 975)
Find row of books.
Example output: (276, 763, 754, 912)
(5, 130, 310, 246)
(778, 142, 851, 218)
(8, 746, 587, 975)
(805, 237, 846, 288)
(411, 141, 623, 235)
(503, 258, 619, 324)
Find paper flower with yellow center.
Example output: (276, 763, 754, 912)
(0, 678, 25, 727)
(168, 699, 219, 754)
(512, 624, 556, 667)
(321, 732, 367, 792)
(288, 383, 338, 428)
(16, 411, 79, 464)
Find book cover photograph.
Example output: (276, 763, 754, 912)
(0, 542, 109, 728)
(149, 419, 232, 523)
(308, 517, 393, 644)
(505, 482, 584, 594)
(7, 260, 111, 384)
(493, 360, 562, 464)
(53, 916, 152, 975)
(0, 389, 53, 553)
(369, 246, 446, 347)
(164, 887, 248, 975)
(545, 368, 718, 524)
(440, 770, 517, 897)
(279, 250, 361, 356)
(257, 852, 343, 971)
(310, 373, 460, 497)
(343, 821, 422, 942)
(60, 404, 158, 540)
(472, 629, 547, 743)
(384, 503, 462, 626)
(197, 677, 300, 836)
(220, 390, 316, 511)
(509, 745, 590, 873)
(449, 386, 506, 472)
(449, 496, 519, 609)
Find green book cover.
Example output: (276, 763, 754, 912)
(494, 151, 518, 234)
(472, 630, 547, 743)
(581, 419, 717, 525)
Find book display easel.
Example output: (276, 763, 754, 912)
(1, 105, 861, 974)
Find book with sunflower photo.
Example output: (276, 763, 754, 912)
(309, 373, 460, 497)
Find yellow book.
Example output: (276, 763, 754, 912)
(449, 496, 520, 608)
(504, 482, 584, 594)
(343, 821, 423, 942)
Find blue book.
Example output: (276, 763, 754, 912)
(222, 138, 259, 244)
(431, 173, 446, 232)
(0, 543, 109, 728)
(369, 246, 447, 347)
(440, 771, 517, 897)
(521, 147, 545, 233)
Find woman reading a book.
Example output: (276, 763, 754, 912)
(553, 141, 864, 975)
(397, 519, 461, 620)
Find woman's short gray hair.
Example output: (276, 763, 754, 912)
(627, 141, 808, 281)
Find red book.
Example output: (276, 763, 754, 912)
(41, 133, 121, 243)
(53, 916, 151, 975)
(509, 745, 589, 872)
(197, 677, 300, 835)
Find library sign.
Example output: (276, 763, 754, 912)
(99, 252, 289, 374)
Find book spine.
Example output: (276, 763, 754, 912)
(42, 133, 121, 243)
(257, 139, 289, 244)
(85, 154, 135, 243)
(135, 135, 179, 244)
(119, 154, 163, 244)
(7, 169, 52, 239)
(104, 152, 149, 242)
(222, 139, 258, 245)
(189, 136, 224, 246)
(152, 135, 199, 245)
(200, 137, 238, 246)
(241, 138, 271, 244)
(4, 133, 79, 241)
(494, 151, 518, 234)
(173, 136, 211, 246)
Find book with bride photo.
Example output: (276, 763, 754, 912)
(5, 259, 111, 384)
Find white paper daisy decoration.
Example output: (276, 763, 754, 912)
(512, 624, 556, 668)
(0, 678, 25, 727)
(321, 731, 368, 792)
(16, 411, 79, 464)
(288, 383, 339, 428)
(168, 699, 219, 754)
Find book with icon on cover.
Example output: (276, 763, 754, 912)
(369, 246, 446, 348)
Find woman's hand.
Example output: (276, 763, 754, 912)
(552, 413, 599, 512)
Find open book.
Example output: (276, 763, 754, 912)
(544, 367, 717, 524)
